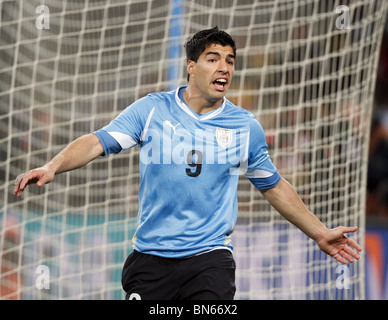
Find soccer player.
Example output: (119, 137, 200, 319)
(14, 27, 362, 300)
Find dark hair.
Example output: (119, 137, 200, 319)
(184, 27, 236, 80)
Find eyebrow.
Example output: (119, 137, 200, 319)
(205, 51, 235, 60)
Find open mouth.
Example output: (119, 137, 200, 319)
(212, 78, 227, 90)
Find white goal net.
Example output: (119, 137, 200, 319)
(1, 0, 387, 300)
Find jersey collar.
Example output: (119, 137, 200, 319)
(175, 86, 226, 121)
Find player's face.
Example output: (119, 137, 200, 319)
(188, 44, 235, 103)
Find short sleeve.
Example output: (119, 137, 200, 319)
(244, 117, 281, 190)
(93, 95, 155, 156)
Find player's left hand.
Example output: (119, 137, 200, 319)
(315, 226, 362, 264)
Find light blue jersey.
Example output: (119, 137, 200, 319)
(94, 86, 281, 258)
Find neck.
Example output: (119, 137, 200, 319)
(182, 86, 224, 115)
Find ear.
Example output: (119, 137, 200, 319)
(187, 60, 195, 80)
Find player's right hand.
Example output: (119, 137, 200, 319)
(14, 167, 54, 198)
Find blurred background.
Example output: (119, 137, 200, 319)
(364, 16, 388, 300)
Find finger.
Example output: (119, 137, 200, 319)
(339, 249, 354, 263)
(343, 245, 360, 260)
(341, 226, 358, 234)
(346, 238, 362, 252)
(21, 171, 40, 189)
(17, 173, 30, 192)
(14, 173, 24, 186)
(14, 173, 27, 196)
(333, 253, 348, 264)
(15, 171, 39, 196)
(338, 247, 354, 263)
(14, 173, 25, 191)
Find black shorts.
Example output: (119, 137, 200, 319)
(122, 249, 236, 300)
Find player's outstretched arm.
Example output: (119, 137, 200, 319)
(14, 133, 104, 198)
(260, 177, 362, 264)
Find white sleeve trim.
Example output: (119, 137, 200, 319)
(140, 107, 155, 141)
(244, 169, 274, 179)
(108, 131, 137, 150)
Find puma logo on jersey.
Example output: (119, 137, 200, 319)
(163, 120, 180, 134)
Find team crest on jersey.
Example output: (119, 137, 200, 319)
(216, 127, 233, 148)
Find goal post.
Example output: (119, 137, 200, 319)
(1, 0, 386, 300)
